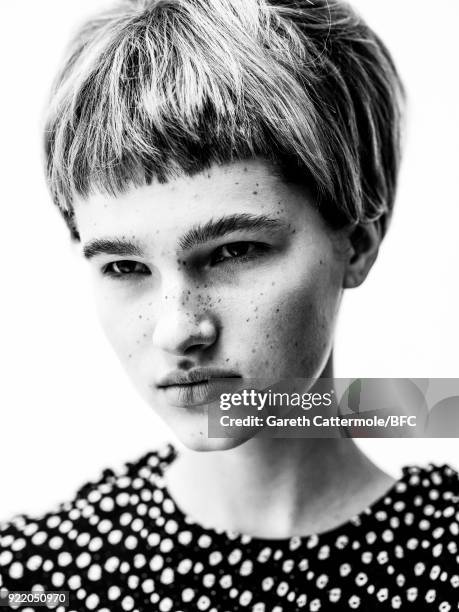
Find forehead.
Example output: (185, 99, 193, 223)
(73, 158, 318, 242)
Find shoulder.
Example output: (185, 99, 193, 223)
(400, 461, 459, 517)
(396, 461, 459, 542)
(391, 462, 459, 600)
(0, 443, 176, 594)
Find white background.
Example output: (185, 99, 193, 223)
(1, 1, 458, 520)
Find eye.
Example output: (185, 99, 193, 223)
(209, 242, 267, 266)
(102, 260, 150, 278)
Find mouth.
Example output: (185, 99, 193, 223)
(155, 368, 242, 408)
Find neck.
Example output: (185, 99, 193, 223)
(164, 357, 394, 538)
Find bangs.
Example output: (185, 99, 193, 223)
(45, 0, 404, 239)
(46, 1, 329, 209)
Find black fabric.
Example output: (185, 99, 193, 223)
(0, 443, 458, 611)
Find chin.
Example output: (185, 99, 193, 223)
(173, 430, 256, 453)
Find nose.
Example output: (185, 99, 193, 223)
(151, 291, 218, 356)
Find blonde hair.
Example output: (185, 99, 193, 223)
(45, 0, 405, 239)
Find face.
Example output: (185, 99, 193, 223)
(74, 159, 351, 451)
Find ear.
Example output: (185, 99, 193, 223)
(343, 220, 383, 289)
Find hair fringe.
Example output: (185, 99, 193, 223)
(44, 0, 405, 239)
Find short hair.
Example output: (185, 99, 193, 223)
(44, 0, 405, 241)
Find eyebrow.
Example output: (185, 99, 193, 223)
(82, 213, 287, 259)
(178, 214, 287, 250)
(83, 237, 144, 260)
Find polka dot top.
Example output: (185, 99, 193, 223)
(0, 443, 458, 611)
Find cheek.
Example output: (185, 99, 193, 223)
(233, 257, 342, 377)
(94, 288, 148, 364)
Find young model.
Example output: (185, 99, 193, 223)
(1, 1, 457, 610)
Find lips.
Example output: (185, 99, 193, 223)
(155, 368, 242, 407)
(156, 367, 241, 387)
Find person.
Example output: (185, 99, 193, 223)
(0, 0, 458, 610)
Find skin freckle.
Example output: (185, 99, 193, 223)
(79, 160, 351, 454)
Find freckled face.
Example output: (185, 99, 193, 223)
(73, 159, 349, 450)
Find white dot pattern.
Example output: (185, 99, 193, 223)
(0, 444, 458, 610)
